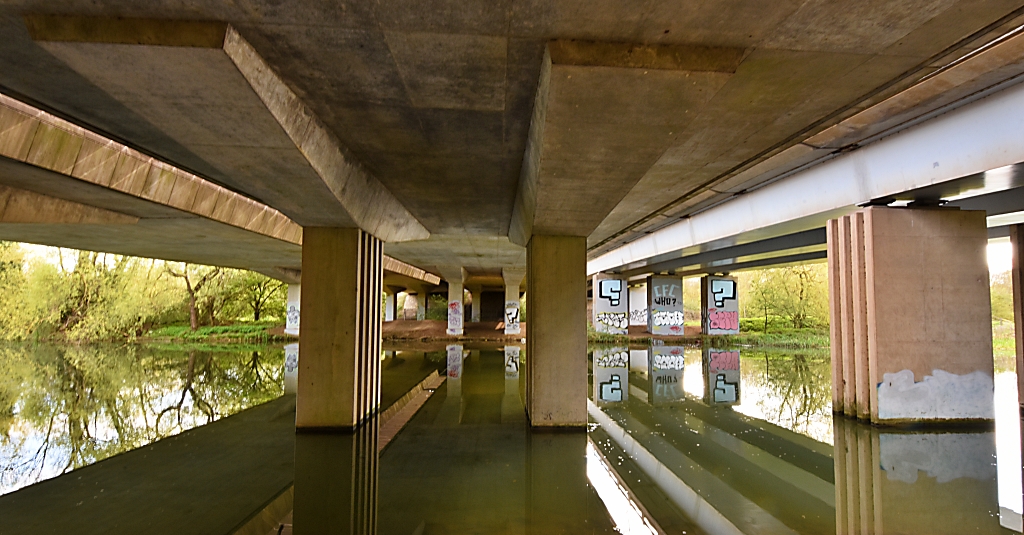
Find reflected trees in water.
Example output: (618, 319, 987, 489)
(740, 350, 832, 442)
(0, 344, 284, 494)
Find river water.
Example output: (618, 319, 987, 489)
(0, 342, 1020, 534)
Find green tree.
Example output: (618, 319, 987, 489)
(165, 264, 222, 331)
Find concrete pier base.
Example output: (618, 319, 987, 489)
(297, 228, 383, 430)
(526, 235, 586, 427)
(827, 207, 994, 425)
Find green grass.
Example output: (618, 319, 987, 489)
(146, 322, 290, 343)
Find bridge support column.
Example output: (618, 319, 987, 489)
(701, 275, 739, 335)
(285, 284, 301, 336)
(1009, 224, 1024, 410)
(468, 285, 482, 323)
(439, 267, 466, 335)
(297, 228, 382, 430)
(502, 268, 525, 335)
(384, 291, 395, 322)
(411, 287, 427, 321)
(526, 235, 586, 427)
(828, 207, 994, 425)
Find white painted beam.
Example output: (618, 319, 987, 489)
(589, 76, 1024, 274)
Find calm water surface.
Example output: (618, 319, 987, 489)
(0, 343, 284, 495)
(1, 341, 1021, 534)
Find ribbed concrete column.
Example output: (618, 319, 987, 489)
(502, 268, 526, 335)
(297, 228, 382, 430)
(1010, 224, 1024, 410)
(828, 207, 994, 425)
(285, 284, 301, 336)
(526, 235, 586, 427)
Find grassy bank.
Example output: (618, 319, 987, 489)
(145, 322, 294, 344)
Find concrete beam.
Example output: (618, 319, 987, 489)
(589, 71, 1024, 275)
(509, 41, 742, 246)
(28, 16, 428, 243)
(0, 184, 137, 225)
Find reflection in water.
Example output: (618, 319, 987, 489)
(294, 422, 379, 535)
(1, 340, 1019, 534)
(588, 345, 1021, 535)
(0, 343, 283, 495)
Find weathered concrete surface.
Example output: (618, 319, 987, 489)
(297, 228, 382, 430)
(27, 17, 427, 243)
(526, 235, 587, 427)
(1010, 224, 1024, 409)
(0, 396, 297, 535)
(0, 1, 1021, 274)
(863, 208, 994, 424)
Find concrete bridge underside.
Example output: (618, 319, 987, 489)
(3, 3, 1024, 425)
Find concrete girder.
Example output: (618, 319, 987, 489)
(589, 67, 1024, 276)
(589, 20, 1024, 258)
(509, 41, 742, 246)
(26, 16, 428, 243)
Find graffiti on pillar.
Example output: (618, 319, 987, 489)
(286, 304, 300, 333)
(702, 348, 740, 405)
(447, 301, 463, 335)
(594, 277, 628, 334)
(504, 346, 521, 379)
(446, 344, 463, 379)
(647, 276, 684, 335)
(593, 347, 628, 403)
(650, 346, 685, 404)
(504, 301, 521, 334)
(629, 285, 647, 326)
(596, 312, 628, 331)
(598, 279, 623, 306)
(704, 276, 739, 335)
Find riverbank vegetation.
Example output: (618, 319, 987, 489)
(0, 243, 286, 342)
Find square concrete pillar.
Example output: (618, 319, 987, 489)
(467, 285, 482, 323)
(701, 275, 739, 335)
(593, 273, 628, 334)
(384, 292, 395, 322)
(647, 275, 684, 335)
(502, 268, 526, 335)
(416, 291, 427, 321)
(864, 207, 994, 424)
(297, 228, 382, 430)
(439, 267, 466, 335)
(526, 235, 587, 427)
(628, 283, 647, 327)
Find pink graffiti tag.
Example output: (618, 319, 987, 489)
(709, 351, 739, 371)
(707, 309, 738, 331)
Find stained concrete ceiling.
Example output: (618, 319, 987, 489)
(1, 1, 1024, 278)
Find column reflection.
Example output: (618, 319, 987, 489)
(293, 420, 379, 535)
(833, 417, 1001, 534)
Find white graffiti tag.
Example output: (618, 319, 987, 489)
(596, 312, 628, 330)
(652, 310, 685, 327)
